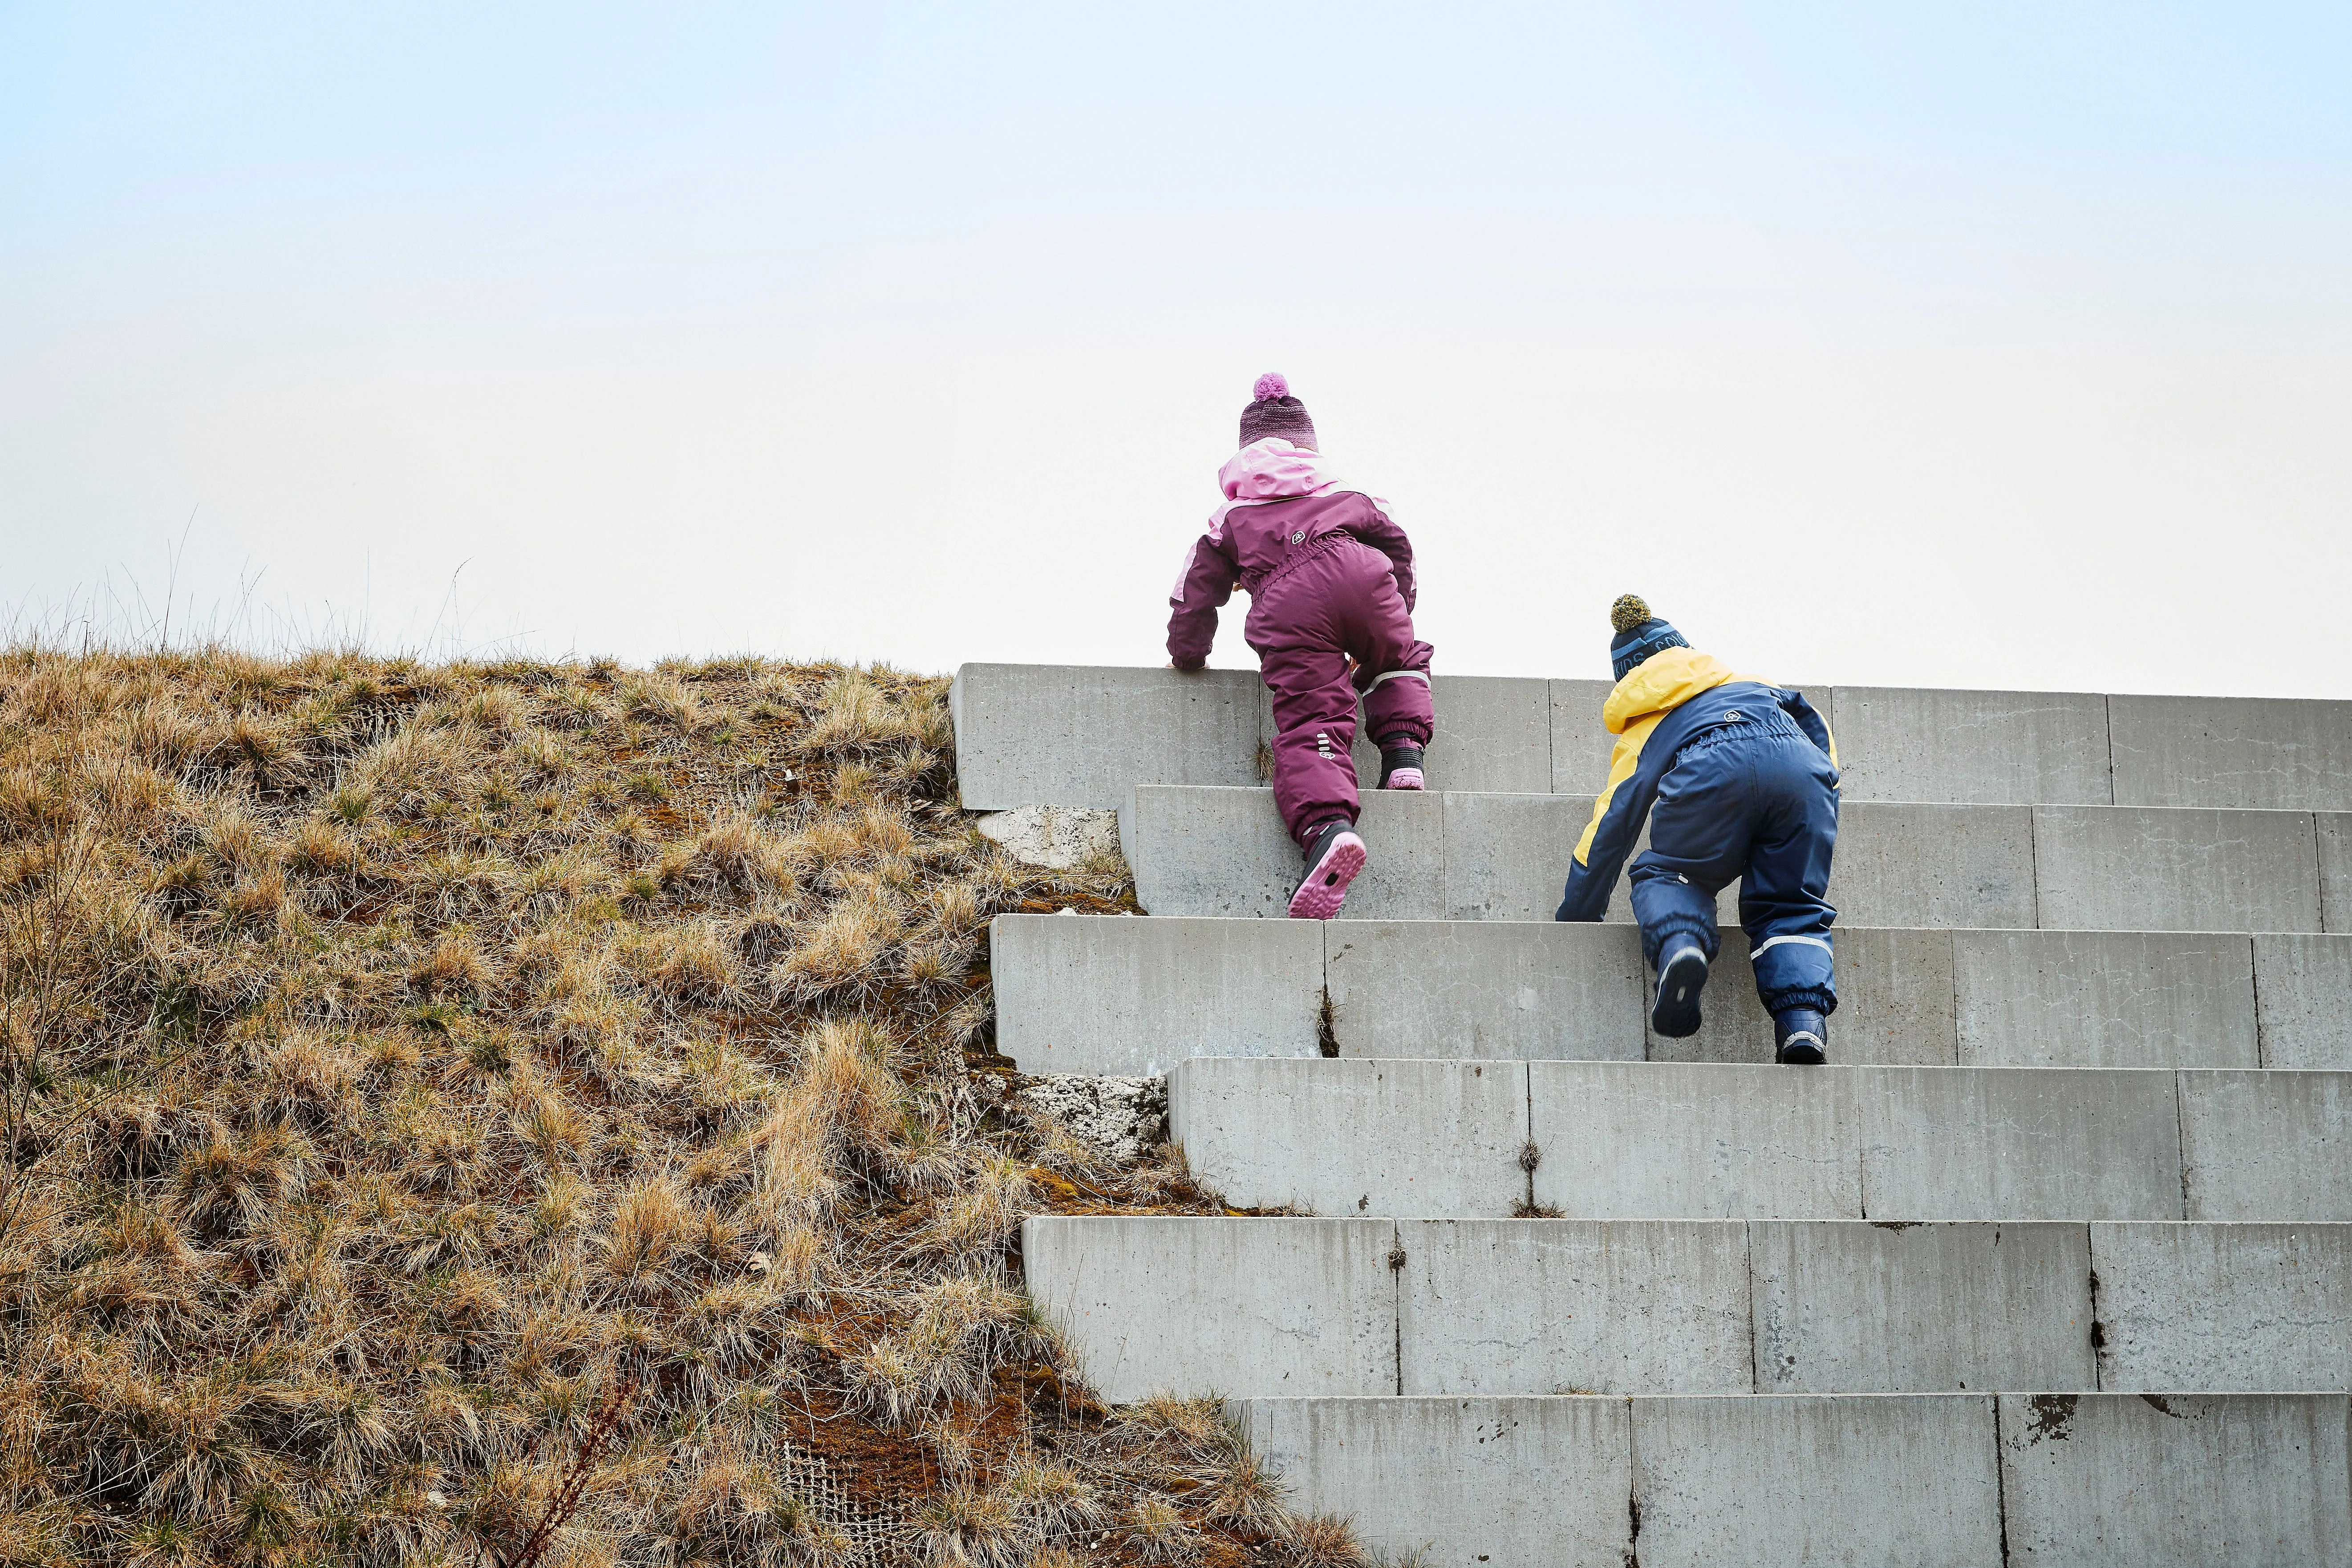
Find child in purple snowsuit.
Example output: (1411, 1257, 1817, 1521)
(1167, 373, 1435, 919)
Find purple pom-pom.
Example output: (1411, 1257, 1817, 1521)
(1253, 372, 1290, 401)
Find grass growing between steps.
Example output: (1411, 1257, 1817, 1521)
(0, 648, 1362, 1568)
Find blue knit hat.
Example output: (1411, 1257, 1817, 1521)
(1609, 594, 1689, 680)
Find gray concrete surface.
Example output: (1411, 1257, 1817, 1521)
(1836, 802, 2040, 928)
(2254, 933, 2352, 1068)
(1176, 1059, 2352, 1220)
(2031, 804, 2323, 932)
(1830, 686, 2113, 806)
(1629, 1394, 2005, 1567)
(1169, 1058, 1530, 1217)
(1530, 1062, 1862, 1219)
(1042, 1215, 2352, 1398)
(956, 664, 2352, 816)
(2092, 1222, 2352, 1392)
(1806, 926, 1962, 1066)
(1545, 678, 1620, 795)
(1323, 920, 1646, 1062)
(2109, 694, 2352, 812)
(1241, 1401, 2342, 1568)
(1748, 1222, 2095, 1393)
(992, 914, 2314, 1075)
(1997, 1392, 2352, 1566)
(1440, 791, 1587, 920)
(1240, 1393, 2350, 1567)
(1021, 1216, 1397, 1402)
(1397, 1219, 1753, 1395)
(2179, 1071, 2352, 1221)
(1119, 784, 1294, 919)
(951, 664, 1263, 809)
(985, 662, 2352, 1535)
(1953, 930, 2257, 1069)
(1123, 783, 2329, 931)
(1858, 1067, 2184, 1220)
(1235, 1396, 1636, 1568)
(2325, 813, 2352, 933)
(1343, 675, 1553, 796)
(989, 915, 1322, 1075)
(1121, 784, 1444, 918)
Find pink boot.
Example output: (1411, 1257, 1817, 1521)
(1289, 819, 1366, 919)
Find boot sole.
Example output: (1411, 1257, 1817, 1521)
(1288, 833, 1367, 920)
(1650, 947, 1709, 1038)
(1777, 1033, 1829, 1066)
(1382, 768, 1425, 790)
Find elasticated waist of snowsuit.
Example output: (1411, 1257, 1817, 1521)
(1674, 701, 1809, 756)
(1247, 529, 1364, 596)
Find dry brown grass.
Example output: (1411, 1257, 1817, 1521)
(0, 647, 1337, 1568)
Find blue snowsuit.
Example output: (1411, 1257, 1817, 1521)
(1554, 648, 1840, 1017)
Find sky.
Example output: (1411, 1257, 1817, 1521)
(4, 3, 2349, 695)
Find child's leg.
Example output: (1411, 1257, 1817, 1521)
(1343, 564, 1435, 752)
(1257, 637, 1364, 851)
(1627, 737, 1752, 1036)
(1627, 742, 1751, 971)
(1738, 737, 1841, 1020)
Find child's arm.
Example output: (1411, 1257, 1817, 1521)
(1555, 721, 1659, 920)
(1166, 534, 1239, 671)
(1350, 502, 1417, 610)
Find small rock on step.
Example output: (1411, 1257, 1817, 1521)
(1018, 1074, 1169, 1164)
(976, 805, 1123, 870)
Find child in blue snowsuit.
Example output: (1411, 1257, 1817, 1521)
(1554, 596, 1840, 1064)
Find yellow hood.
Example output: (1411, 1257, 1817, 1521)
(1602, 648, 1744, 735)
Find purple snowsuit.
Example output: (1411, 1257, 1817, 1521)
(1167, 439, 1435, 849)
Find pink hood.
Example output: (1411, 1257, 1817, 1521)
(1208, 438, 1344, 539)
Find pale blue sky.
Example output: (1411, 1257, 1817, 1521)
(6, 4, 2349, 693)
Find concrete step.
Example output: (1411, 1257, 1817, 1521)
(992, 915, 2352, 1074)
(1166, 1058, 2352, 1223)
(1021, 1216, 2352, 1402)
(1232, 1393, 2350, 1567)
(952, 662, 2352, 813)
(1117, 785, 2351, 932)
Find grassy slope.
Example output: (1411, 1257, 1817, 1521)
(0, 650, 1358, 1568)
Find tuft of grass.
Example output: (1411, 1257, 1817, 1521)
(619, 675, 702, 731)
(1126, 1495, 1200, 1566)
(914, 1484, 1032, 1568)
(1002, 1455, 1109, 1540)
(1286, 1513, 1373, 1568)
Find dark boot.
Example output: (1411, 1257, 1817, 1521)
(1649, 940, 1710, 1038)
(1377, 741, 1425, 791)
(1774, 1008, 1829, 1065)
(1289, 818, 1367, 920)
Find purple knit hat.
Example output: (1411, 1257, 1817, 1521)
(1238, 372, 1318, 450)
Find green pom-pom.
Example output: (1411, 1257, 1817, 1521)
(1610, 595, 1652, 634)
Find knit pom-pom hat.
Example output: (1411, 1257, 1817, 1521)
(1608, 594, 1691, 680)
(1238, 371, 1318, 451)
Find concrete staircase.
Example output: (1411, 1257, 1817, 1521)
(956, 664, 2352, 1564)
